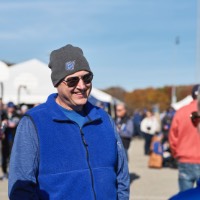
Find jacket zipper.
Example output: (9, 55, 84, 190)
(80, 129, 97, 200)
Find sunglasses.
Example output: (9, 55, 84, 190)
(63, 72, 93, 87)
(190, 111, 200, 127)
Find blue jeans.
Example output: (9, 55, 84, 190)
(178, 162, 200, 192)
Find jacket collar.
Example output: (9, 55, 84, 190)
(46, 93, 102, 124)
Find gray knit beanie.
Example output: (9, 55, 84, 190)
(48, 44, 92, 87)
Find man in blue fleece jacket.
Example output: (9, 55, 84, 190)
(8, 44, 130, 200)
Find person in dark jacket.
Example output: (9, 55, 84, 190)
(1, 102, 20, 181)
(0, 100, 8, 180)
(8, 44, 130, 200)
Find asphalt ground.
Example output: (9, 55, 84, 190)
(0, 138, 179, 200)
(129, 138, 178, 200)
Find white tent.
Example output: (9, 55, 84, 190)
(3, 59, 56, 104)
(0, 61, 9, 82)
(90, 87, 121, 117)
(171, 95, 193, 110)
(90, 87, 116, 104)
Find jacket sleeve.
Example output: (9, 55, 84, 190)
(109, 116, 130, 200)
(8, 116, 40, 200)
(169, 113, 179, 158)
(140, 118, 147, 133)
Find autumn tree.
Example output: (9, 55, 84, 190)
(104, 84, 195, 113)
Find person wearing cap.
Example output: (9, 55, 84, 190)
(8, 44, 129, 199)
(169, 84, 200, 192)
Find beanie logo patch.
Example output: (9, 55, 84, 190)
(65, 60, 75, 71)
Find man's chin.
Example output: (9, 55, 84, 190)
(74, 98, 88, 107)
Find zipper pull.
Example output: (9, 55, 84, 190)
(81, 132, 88, 146)
(83, 138, 88, 147)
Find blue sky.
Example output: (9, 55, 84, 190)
(0, 0, 199, 91)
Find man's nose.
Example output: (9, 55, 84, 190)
(76, 78, 87, 89)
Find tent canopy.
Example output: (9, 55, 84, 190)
(0, 61, 9, 82)
(90, 87, 114, 103)
(2, 59, 56, 104)
(171, 95, 193, 110)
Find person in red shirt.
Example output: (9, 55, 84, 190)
(169, 84, 200, 192)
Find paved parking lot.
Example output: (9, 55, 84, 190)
(0, 177, 8, 200)
(0, 138, 178, 200)
(129, 138, 178, 200)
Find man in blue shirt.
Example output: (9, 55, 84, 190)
(8, 44, 130, 200)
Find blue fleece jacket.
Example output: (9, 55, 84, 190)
(8, 93, 130, 200)
(169, 180, 200, 200)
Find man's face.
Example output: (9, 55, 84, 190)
(7, 107, 15, 113)
(56, 70, 92, 111)
(116, 105, 126, 118)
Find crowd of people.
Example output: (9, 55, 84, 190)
(0, 43, 199, 199)
(114, 84, 200, 199)
(0, 101, 29, 180)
